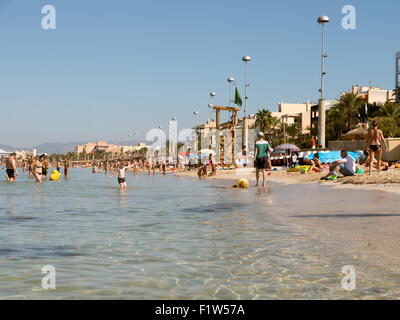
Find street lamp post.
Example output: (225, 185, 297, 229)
(227, 77, 235, 107)
(242, 55, 251, 152)
(170, 117, 177, 164)
(193, 111, 199, 164)
(208, 103, 213, 127)
(209, 92, 216, 122)
(317, 15, 330, 149)
(242, 56, 251, 118)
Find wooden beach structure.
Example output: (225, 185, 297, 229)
(213, 105, 241, 164)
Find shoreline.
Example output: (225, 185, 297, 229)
(174, 167, 400, 195)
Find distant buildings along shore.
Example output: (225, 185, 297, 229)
(75, 141, 147, 155)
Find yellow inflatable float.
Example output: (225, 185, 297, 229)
(236, 179, 249, 189)
(50, 170, 61, 181)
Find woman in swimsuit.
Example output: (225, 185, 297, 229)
(41, 155, 49, 180)
(64, 156, 70, 179)
(28, 155, 34, 177)
(92, 161, 97, 173)
(32, 158, 43, 183)
(368, 120, 389, 175)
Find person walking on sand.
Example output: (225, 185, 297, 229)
(254, 132, 273, 187)
(64, 156, 70, 179)
(5, 153, 19, 182)
(368, 120, 389, 175)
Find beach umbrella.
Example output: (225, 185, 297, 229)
(342, 125, 369, 150)
(342, 127, 368, 140)
(274, 144, 300, 152)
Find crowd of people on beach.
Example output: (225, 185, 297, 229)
(3, 120, 399, 189)
(302, 120, 397, 180)
(253, 119, 400, 185)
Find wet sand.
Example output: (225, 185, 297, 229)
(268, 182, 400, 287)
(175, 168, 400, 195)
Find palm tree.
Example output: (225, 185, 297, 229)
(266, 116, 281, 139)
(255, 109, 271, 134)
(392, 86, 400, 102)
(285, 123, 302, 140)
(367, 102, 383, 118)
(334, 92, 365, 131)
(326, 106, 347, 140)
(255, 109, 280, 140)
(381, 101, 400, 125)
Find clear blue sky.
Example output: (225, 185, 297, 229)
(0, 0, 399, 147)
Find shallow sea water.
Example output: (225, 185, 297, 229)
(0, 168, 399, 299)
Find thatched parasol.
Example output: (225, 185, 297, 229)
(342, 124, 368, 140)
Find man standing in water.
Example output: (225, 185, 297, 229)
(111, 160, 134, 189)
(254, 132, 273, 187)
(6, 153, 19, 182)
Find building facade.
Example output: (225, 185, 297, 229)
(75, 141, 146, 155)
(345, 85, 394, 104)
(271, 101, 314, 134)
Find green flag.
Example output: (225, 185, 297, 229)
(234, 87, 242, 107)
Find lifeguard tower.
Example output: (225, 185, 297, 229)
(213, 105, 241, 165)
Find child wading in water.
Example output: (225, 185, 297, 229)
(112, 161, 134, 189)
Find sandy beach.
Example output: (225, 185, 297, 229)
(174, 167, 400, 195)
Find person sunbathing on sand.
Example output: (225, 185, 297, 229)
(361, 150, 395, 172)
(306, 153, 328, 174)
(310, 153, 323, 172)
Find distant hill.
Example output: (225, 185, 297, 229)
(0, 142, 85, 154)
(33, 142, 88, 155)
(0, 144, 25, 152)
